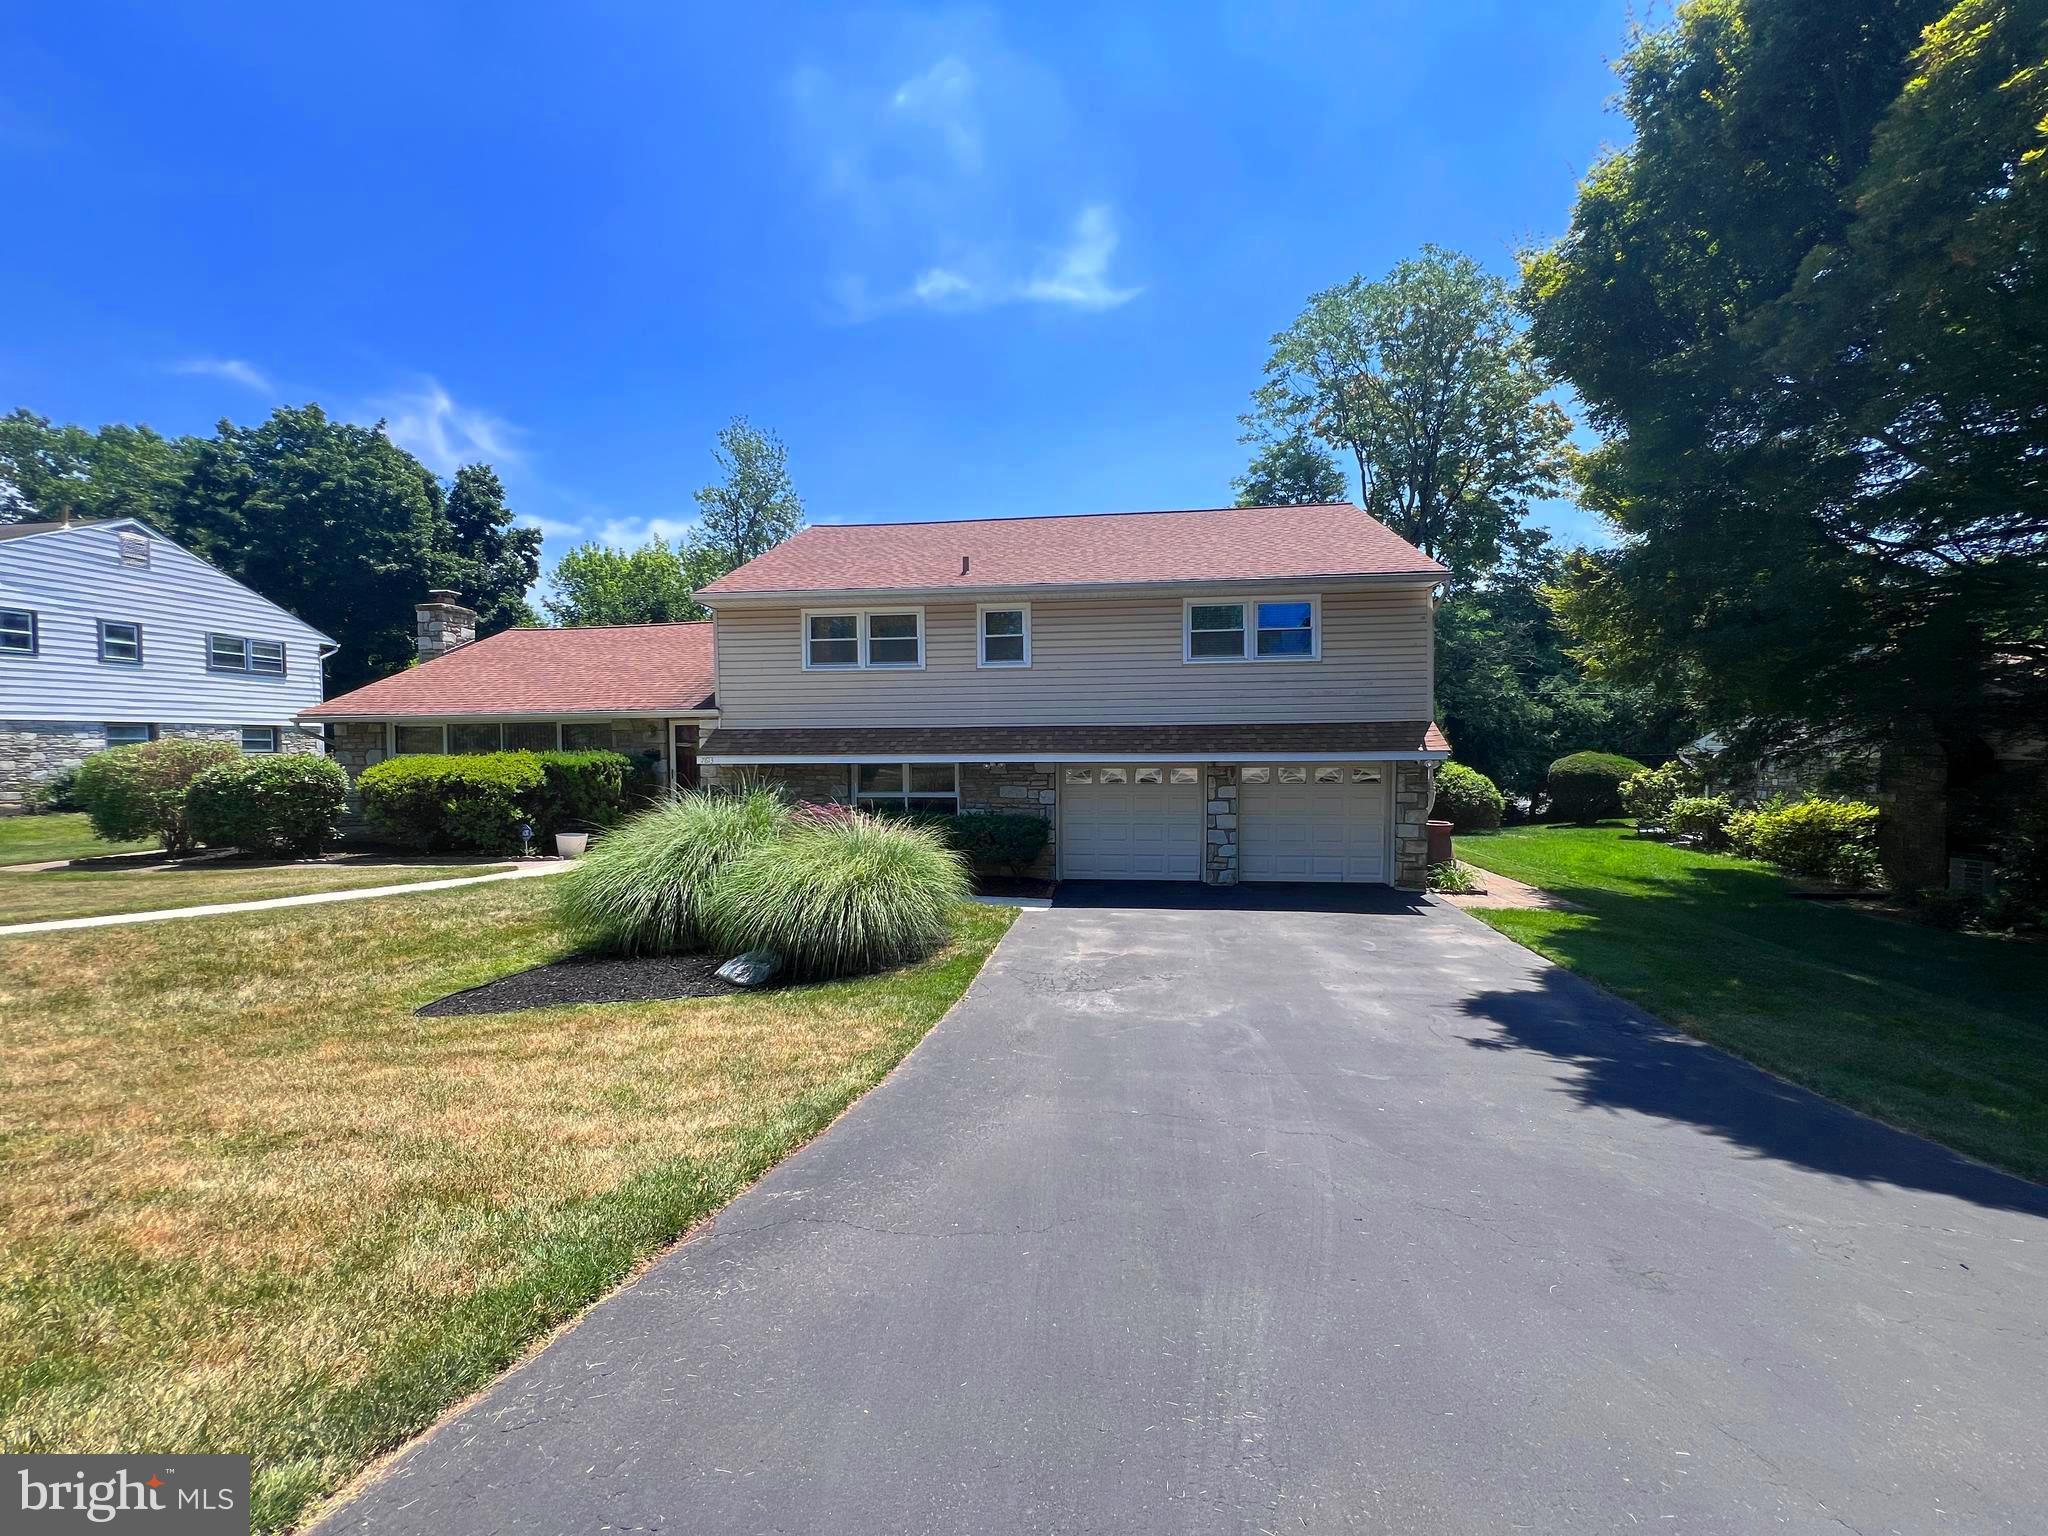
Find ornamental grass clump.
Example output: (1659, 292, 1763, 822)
(555, 787, 789, 955)
(701, 810, 970, 980)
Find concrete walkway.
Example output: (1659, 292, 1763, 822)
(0, 861, 569, 937)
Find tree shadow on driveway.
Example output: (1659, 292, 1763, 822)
(1457, 965, 2048, 1219)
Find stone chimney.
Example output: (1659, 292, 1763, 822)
(416, 589, 477, 663)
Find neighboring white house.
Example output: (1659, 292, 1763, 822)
(0, 517, 336, 812)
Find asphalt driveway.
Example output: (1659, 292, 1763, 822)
(318, 886, 2048, 1534)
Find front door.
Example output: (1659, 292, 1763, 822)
(672, 724, 699, 790)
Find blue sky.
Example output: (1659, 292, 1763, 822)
(1, 1, 1642, 580)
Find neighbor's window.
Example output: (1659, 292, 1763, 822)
(240, 725, 279, 753)
(806, 613, 859, 668)
(116, 529, 150, 568)
(1, 608, 38, 655)
(1184, 598, 1318, 661)
(854, 762, 958, 815)
(865, 611, 922, 667)
(208, 634, 287, 675)
(104, 723, 154, 746)
(503, 721, 559, 752)
(98, 620, 143, 664)
(979, 605, 1030, 667)
(393, 724, 445, 754)
(561, 721, 614, 752)
(449, 722, 502, 754)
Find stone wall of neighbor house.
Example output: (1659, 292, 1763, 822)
(1392, 759, 1435, 890)
(1205, 764, 1239, 884)
(958, 761, 1057, 877)
(0, 720, 321, 815)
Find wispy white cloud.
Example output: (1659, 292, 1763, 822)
(171, 356, 274, 393)
(374, 377, 524, 476)
(594, 514, 701, 550)
(788, 14, 1139, 322)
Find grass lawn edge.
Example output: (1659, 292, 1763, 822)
(290, 902, 1019, 1534)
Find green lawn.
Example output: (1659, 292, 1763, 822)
(0, 882, 1013, 1532)
(0, 811, 156, 865)
(1457, 823, 2048, 1184)
(0, 860, 520, 925)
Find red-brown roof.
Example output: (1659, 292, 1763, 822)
(696, 503, 1447, 597)
(300, 623, 716, 720)
(700, 722, 1451, 759)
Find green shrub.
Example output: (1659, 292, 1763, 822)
(1724, 806, 1766, 858)
(25, 764, 84, 814)
(1620, 762, 1693, 826)
(555, 788, 789, 955)
(701, 810, 970, 980)
(1668, 794, 1734, 847)
(1746, 797, 1880, 879)
(939, 811, 1051, 874)
(1828, 843, 1885, 890)
(1546, 751, 1649, 823)
(357, 750, 630, 853)
(1432, 762, 1505, 831)
(187, 754, 351, 856)
(73, 738, 239, 855)
(358, 752, 546, 853)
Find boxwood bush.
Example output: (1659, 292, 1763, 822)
(187, 754, 351, 856)
(940, 811, 1051, 874)
(73, 738, 240, 855)
(701, 810, 970, 980)
(1546, 751, 1650, 823)
(1432, 762, 1504, 831)
(357, 750, 630, 853)
(555, 788, 790, 955)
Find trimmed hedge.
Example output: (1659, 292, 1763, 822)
(940, 811, 1051, 873)
(1432, 762, 1504, 831)
(188, 754, 351, 856)
(1547, 751, 1650, 823)
(358, 750, 630, 853)
(74, 738, 240, 855)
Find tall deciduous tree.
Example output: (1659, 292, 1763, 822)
(541, 538, 725, 626)
(1251, 246, 1574, 586)
(691, 417, 804, 574)
(1522, 0, 2047, 885)
(1232, 429, 1349, 506)
(434, 463, 541, 636)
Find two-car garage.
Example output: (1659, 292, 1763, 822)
(1057, 763, 1391, 884)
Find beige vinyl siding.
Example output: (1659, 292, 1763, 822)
(713, 586, 1433, 728)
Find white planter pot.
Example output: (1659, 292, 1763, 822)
(555, 832, 590, 858)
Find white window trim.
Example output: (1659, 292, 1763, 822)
(850, 760, 960, 812)
(104, 723, 156, 746)
(1182, 594, 1321, 665)
(976, 602, 1032, 668)
(800, 607, 927, 671)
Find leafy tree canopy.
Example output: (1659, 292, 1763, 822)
(691, 416, 804, 572)
(541, 538, 727, 626)
(1523, 0, 2047, 784)
(1233, 428, 1350, 506)
(1250, 245, 1574, 585)
(0, 404, 538, 694)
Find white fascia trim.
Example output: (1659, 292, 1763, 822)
(703, 571, 1444, 609)
(704, 750, 1450, 765)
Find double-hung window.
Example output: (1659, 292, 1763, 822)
(240, 725, 280, 753)
(1183, 597, 1319, 662)
(854, 762, 959, 816)
(0, 608, 36, 655)
(978, 605, 1030, 667)
(98, 620, 143, 664)
(208, 634, 287, 675)
(803, 610, 924, 670)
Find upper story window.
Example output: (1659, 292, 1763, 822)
(209, 633, 287, 676)
(0, 608, 36, 656)
(116, 530, 150, 568)
(978, 605, 1030, 667)
(802, 609, 924, 671)
(1184, 597, 1320, 663)
(98, 620, 143, 665)
(240, 725, 280, 753)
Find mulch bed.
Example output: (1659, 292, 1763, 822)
(974, 874, 1056, 900)
(418, 953, 746, 1016)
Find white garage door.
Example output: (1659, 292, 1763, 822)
(1060, 765, 1203, 880)
(1239, 764, 1389, 883)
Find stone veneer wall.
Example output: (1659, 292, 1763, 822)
(1392, 759, 1436, 890)
(958, 762, 1056, 877)
(1204, 764, 1239, 884)
(0, 720, 322, 814)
